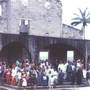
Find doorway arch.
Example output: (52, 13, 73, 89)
(0, 41, 31, 65)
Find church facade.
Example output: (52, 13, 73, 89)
(0, 0, 89, 66)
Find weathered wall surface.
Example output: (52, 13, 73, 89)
(0, 1, 8, 33)
(0, 0, 83, 39)
(6, 0, 62, 37)
(62, 24, 83, 39)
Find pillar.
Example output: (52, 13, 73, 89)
(28, 37, 39, 63)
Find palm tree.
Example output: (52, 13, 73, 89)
(71, 8, 90, 69)
(71, 8, 90, 39)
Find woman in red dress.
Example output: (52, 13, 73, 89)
(11, 64, 17, 85)
(5, 67, 11, 84)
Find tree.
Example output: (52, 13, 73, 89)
(71, 8, 90, 39)
(71, 8, 90, 69)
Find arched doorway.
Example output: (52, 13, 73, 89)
(0, 41, 31, 65)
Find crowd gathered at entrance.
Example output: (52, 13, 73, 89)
(0, 58, 90, 87)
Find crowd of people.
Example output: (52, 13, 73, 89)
(0, 58, 90, 88)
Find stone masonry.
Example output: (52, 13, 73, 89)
(0, 0, 83, 39)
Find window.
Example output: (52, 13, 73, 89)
(19, 19, 29, 25)
(25, 20, 28, 25)
(19, 19, 30, 33)
(39, 51, 49, 61)
(67, 51, 74, 62)
(0, 5, 2, 16)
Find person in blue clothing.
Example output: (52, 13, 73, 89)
(76, 67, 83, 85)
(41, 72, 48, 86)
(58, 69, 64, 85)
(36, 68, 43, 86)
(66, 61, 72, 82)
(71, 62, 77, 85)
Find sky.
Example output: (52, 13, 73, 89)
(61, 0, 90, 40)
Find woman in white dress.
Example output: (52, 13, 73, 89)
(11, 64, 17, 85)
(21, 72, 27, 87)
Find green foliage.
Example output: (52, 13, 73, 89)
(71, 8, 90, 33)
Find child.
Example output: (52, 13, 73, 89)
(21, 72, 27, 87)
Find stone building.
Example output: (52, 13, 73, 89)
(0, 0, 89, 67)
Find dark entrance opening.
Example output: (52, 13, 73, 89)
(43, 43, 84, 68)
(0, 42, 31, 65)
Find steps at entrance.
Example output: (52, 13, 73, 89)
(3, 83, 89, 90)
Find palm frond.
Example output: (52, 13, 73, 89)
(78, 8, 83, 17)
(73, 13, 79, 16)
(78, 8, 87, 19)
(71, 8, 90, 29)
(86, 12, 90, 18)
(86, 17, 90, 20)
(86, 15, 90, 20)
(71, 21, 81, 26)
(83, 8, 88, 17)
(72, 17, 82, 20)
(86, 19, 90, 23)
